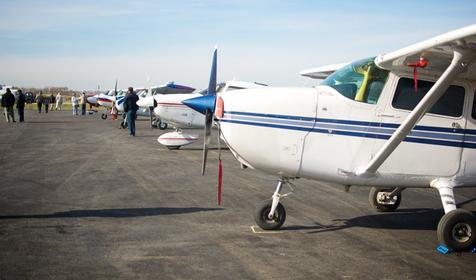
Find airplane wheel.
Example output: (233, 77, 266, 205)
(101, 113, 107, 120)
(369, 187, 401, 212)
(437, 209, 476, 252)
(254, 200, 286, 230)
(120, 122, 127, 129)
(158, 122, 168, 130)
(166, 146, 181, 150)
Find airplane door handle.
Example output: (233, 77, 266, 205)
(377, 113, 399, 118)
(452, 122, 462, 129)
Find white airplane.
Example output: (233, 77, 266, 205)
(0, 85, 18, 101)
(139, 80, 267, 149)
(185, 25, 476, 252)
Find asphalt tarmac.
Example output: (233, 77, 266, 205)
(0, 110, 475, 279)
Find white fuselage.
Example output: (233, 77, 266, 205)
(153, 93, 205, 128)
(151, 81, 268, 129)
(218, 75, 476, 188)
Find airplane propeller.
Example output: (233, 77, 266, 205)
(182, 46, 222, 204)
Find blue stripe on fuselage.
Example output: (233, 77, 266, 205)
(221, 111, 476, 149)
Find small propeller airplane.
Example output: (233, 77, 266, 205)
(185, 25, 476, 252)
(138, 80, 267, 149)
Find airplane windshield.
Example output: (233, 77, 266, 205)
(322, 57, 389, 104)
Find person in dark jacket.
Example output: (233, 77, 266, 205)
(36, 91, 44, 113)
(16, 89, 25, 122)
(1, 88, 16, 122)
(123, 87, 139, 136)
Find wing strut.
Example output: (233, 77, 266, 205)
(355, 47, 476, 177)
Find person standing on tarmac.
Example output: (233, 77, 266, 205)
(71, 93, 79, 116)
(43, 93, 50, 113)
(80, 92, 87, 115)
(16, 89, 25, 122)
(123, 87, 139, 136)
(49, 94, 55, 112)
(55, 92, 63, 110)
(1, 88, 16, 122)
(36, 91, 44, 113)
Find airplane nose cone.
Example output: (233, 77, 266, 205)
(87, 96, 97, 104)
(182, 94, 216, 114)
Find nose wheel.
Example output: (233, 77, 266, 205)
(254, 178, 294, 230)
(254, 200, 286, 230)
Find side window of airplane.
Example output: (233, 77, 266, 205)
(392, 78, 465, 117)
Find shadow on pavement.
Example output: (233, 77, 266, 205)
(281, 207, 476, 234)
(0, 207, 222, 219)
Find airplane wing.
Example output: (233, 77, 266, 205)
(375, 24, 476, 81)
(151, 82, 195, 95)
(300, 63, 348, 79)
(356, 24, 476, 177)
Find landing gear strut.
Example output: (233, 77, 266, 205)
(254, 178, 294, 230)
(369, 187, 403, 212)
(433, 181, 476, 252)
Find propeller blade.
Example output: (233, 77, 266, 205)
(202, 109, 213, 175)
(207, 46, 217, 96)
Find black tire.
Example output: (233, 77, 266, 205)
(437, 209, 476, 252)
(101, 113, 107, 120)
(158, 122, 168, 130)
(166, 145, 181, 150)
(120, 122, 127, 129)
(369, 187, 401, 212)
(254, 200, 286, 230)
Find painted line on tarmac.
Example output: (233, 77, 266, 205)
(250, 226, 283, 234)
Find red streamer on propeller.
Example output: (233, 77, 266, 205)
(407, 57, 429, 92)
(218, 159, 223, 206)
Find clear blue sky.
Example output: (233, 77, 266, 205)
(0, 0, 475, 90)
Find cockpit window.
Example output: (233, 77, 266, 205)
(216, 83, 226, 93)
(226, 86, 244, 91)
(199, 83, 226, 95)
(322, 57, 389, 104)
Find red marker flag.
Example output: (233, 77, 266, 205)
(407, 57, 429, 92)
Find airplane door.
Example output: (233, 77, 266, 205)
(462, 90, 476, 178)
(376, 77, 466, 176)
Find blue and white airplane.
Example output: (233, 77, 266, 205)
(186, 25, 476, 252)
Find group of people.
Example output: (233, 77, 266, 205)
(2, 87, 140, 137)
(1, 88, 25, 122)
(70, 92, 87, 116)
(35, 92, 64, 113)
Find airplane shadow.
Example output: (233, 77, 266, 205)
(27, 121, 78, 124)
(180, 147, 230, 151)
(0, 207, 222, 220)
(281, 207, 476, 234)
